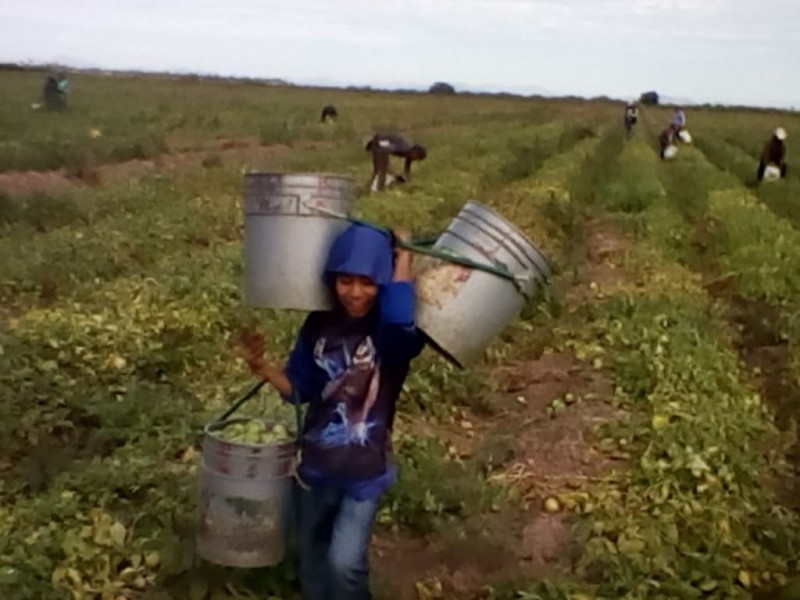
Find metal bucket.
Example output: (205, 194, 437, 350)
(244, 173, 355, 311)
(196, 418, 297, 568)
(414, 202, 551, 367)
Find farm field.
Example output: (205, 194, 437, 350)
(1, 70, 799, 600)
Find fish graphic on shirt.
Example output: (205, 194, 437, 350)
(313, 336, 381, 445)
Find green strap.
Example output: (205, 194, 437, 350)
(307, 206, 526, 288)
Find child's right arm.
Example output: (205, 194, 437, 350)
(237, 318, 324, 404)
(254, 363, 294, 398)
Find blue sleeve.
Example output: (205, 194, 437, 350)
(378, 281, 426, 362)
(282, 316, 325, 404)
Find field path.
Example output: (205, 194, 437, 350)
(0, 137, 316, 196)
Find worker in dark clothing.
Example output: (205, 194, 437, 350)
(43, 73, 68, 110)
(757, 128, 788, 181)
(365, 133, 427, 193)
(321, 105, 338, 123)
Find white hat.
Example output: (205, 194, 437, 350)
(775, 127, 788, 140)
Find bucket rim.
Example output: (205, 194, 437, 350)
(245, 171, 355, 181)
(204, 418, 297, 449)
(451, 210, 552, 280)
(461, 201, 552, 273)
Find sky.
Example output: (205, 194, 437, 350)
(1, 0, 798, 108)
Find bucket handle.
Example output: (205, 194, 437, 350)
(214, 380, 304, 441)
(304, 203, 531, 291)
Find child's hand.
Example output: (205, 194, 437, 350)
(236, 328, 269, 374)
(235, 328, 294, 396)
(392, 229, 414, 282)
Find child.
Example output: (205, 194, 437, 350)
(238, 224, 424, 600)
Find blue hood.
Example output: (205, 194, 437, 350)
(324, 224, 394, 286)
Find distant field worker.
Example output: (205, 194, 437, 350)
(624, 102, 639, 137)
(365, 133, 427, 193)
(671, 107, 686, 130)
(321, 105, 338, 123)
(43, 74, 68, 110)
(757, 127, 788, 181)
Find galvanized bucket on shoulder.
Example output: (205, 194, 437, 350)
(414, 202, 551, 367)
(196, 418, 297, 568)
(243, 173, 355, 311)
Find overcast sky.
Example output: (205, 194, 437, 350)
(1, 0, 797, 108)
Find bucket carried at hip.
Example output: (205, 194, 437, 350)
(243, 172, 356, 311)
(195, 384, 300, 568)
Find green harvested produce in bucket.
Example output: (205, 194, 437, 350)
(211, 418, 292, 445)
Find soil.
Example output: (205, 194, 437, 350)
(0, 137, 325, 197)
(370, 217, 632, 599)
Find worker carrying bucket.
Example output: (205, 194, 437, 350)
(232, 223, 426, 598)
(668, 107, 692, 144)
(757, 127, 788, 182)
(232, 171, 552, 595)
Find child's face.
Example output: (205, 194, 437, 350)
(334, 274, 378, 317)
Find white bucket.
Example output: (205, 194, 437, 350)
(243, 173, 355, 311)
(764, 164, 782, 181)
(663, 145, 679, 160)
(678, 130, 692, 144)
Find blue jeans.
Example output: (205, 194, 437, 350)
(294, 482, 379, 600)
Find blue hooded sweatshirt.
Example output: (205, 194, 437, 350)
(282, 224, 425, 500)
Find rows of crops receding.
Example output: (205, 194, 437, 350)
(1, 72, 798, 599)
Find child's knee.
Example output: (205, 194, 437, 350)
(329, 548, 367, 587)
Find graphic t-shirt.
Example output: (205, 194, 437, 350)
(284, 282, 424, 499)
